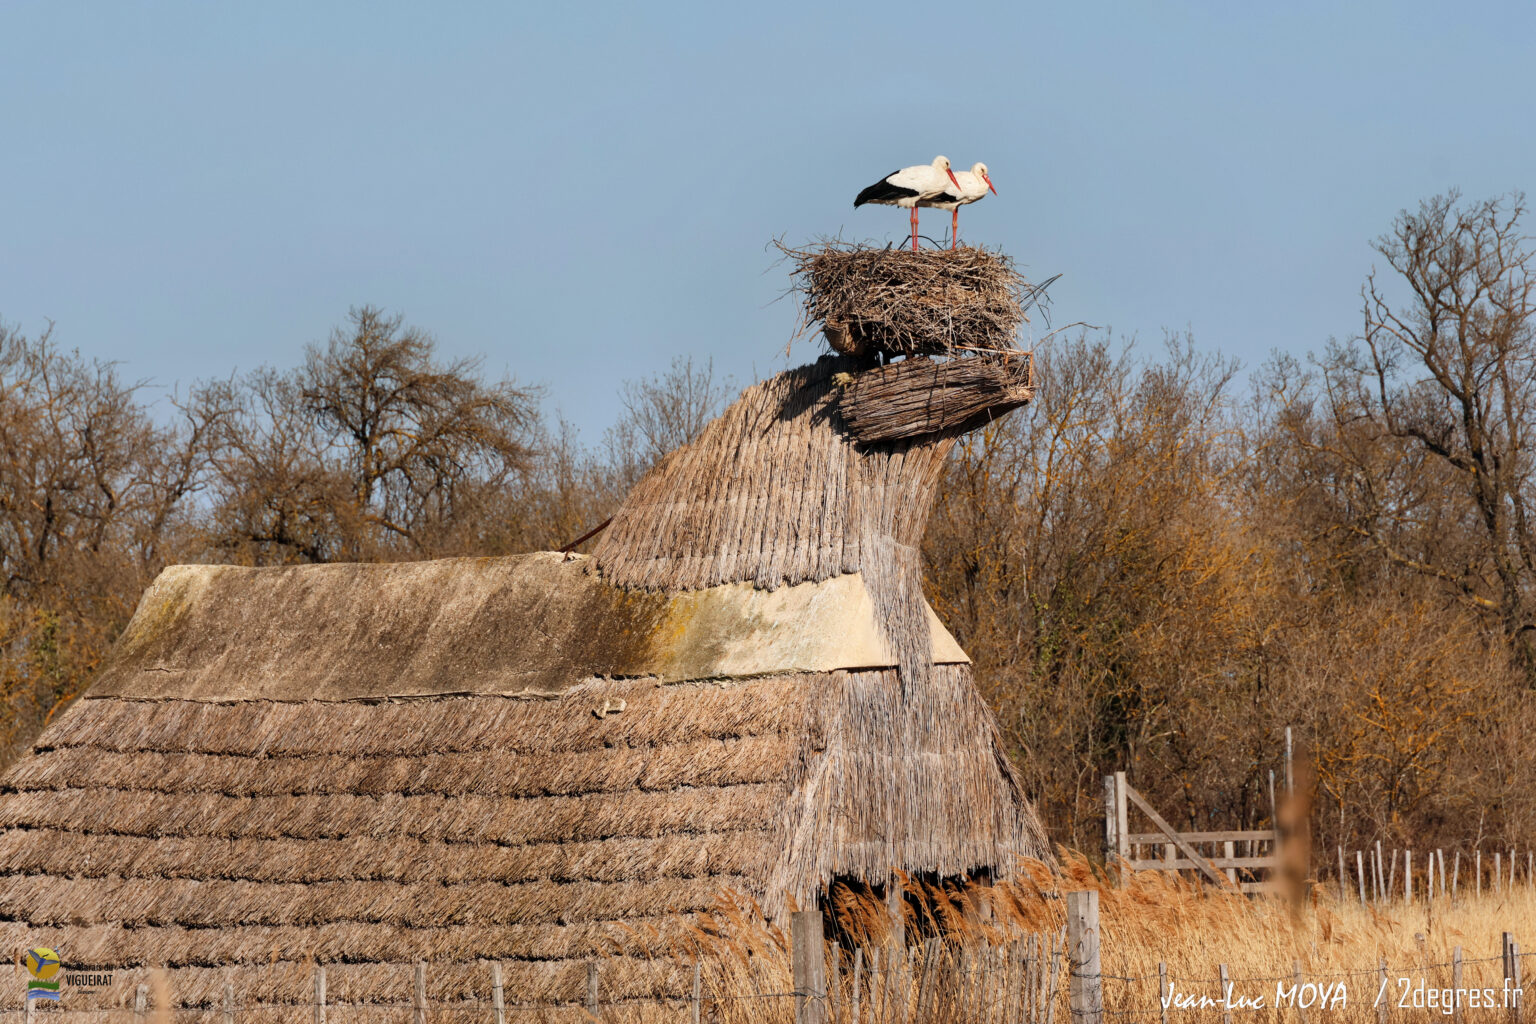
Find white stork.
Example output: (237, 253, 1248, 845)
(920, 162, 997, 249)
(854, 156, 961, 251)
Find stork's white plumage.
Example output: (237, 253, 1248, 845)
(854, 156, 961, 251)
(919, 162, 997, 249)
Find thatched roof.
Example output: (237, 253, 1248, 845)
(0, 671, 805, 1007)
(0, 315, 1045, 1011)
(590, 352, 1032, 690)
(0, 656, 1033, 1011)
(96, 552, 966, 701)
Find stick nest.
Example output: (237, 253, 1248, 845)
(779, 241, 1029, 358)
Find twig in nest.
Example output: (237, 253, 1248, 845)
(777, 240, 1031, 359)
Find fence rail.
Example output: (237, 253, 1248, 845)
(1105, 771, 1281, 893)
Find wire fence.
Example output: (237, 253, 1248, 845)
(4, 927, 1534, 1022)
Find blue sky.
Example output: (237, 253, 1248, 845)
(3, 1, 1532, 436)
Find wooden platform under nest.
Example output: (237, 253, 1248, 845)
(780, 241, 1029, 358)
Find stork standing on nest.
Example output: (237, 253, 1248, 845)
(920, 162, 997, 249)
(854, 156, 961, 251)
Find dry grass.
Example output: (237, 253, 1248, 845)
(1080, 856, 1536, 1022)
(21, 859, 1536, 1020)
(777, 242, 1029, 359)
(668, 853, 1536, 1023)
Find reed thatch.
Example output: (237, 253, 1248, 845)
(89, 554, 970, 701)
(588, 351, 1030, 691)
(838, 351, 1036, 443)
(779, 242, 1028, 358)
(0, 659, 1040, 1010)
(0, 248, 1048, 1012)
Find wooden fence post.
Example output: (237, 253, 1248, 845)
(586, 962, 600, 1022)
(1116, 772, 1129, 862)
(135, 983, 148, 1021)
(912, 938, 938, 1023)
(491, 961, 506, 1024)
(1051, 933, 1066, 1023)
(1377, 959, 1388, 1024)
(1339, 846, 1348, 901)
(1158, 961, 1169, 1024)
(1358, 850, 1367, 904)
(1499, 853, 1505, 894)
(1479, 851, 1484, 898)
(1455, 850, 1462, 900)
(222, 982, 234, 1024)
(692, 960, 702, 1024)
(848, 951, 859, 1024)
(791, 908, 827, 1024)
(1285, 725, 1294, 796)
(1407, 850, 1414, 903)
(828, 942, 841, 1024)
(1293, 960, 1310, 1024)
(413, 961, 426, 1024)
(1509, 938, 1522, 1024)
(888, 873, 906, 953)
(1218, 964, 1232, 1024)
(1067, 890, 1103, 1024)
(1503, 934, 1515, 1019)
(1454, 946, 1464, 1024)
(882, 946, 900, 1024)
(1104, 775, 1118, 874)
(313, 965, 326, 1024)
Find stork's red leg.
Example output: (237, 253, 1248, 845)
(952, 208, 959, 249)
(910, 207, 919, 251)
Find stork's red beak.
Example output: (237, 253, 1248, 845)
(947, 168, 961, 189)
(985, 173, 997, 196)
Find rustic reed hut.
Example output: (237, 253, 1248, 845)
(0, 246, 1045, 1017)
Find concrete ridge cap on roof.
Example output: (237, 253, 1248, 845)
(90, 550, 968, 702)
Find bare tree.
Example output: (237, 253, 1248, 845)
(0, 321, 217, 761)
(1313, 193, 1536, 667)
(602, 355, 733, 490)
(200, 307, 542, 563)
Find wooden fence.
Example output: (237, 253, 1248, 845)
(1104, 770, 1282, 893)
(1336, 842, 1536, 905)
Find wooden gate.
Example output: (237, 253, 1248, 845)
(1103, 771, 1280, 893)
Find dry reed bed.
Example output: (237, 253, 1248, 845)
(1077, 860, 1536, 1022)
(1084, 862, 1535, 1022)
(19, 865, 1536, 1021)
(680, 855, 1536, 1024)
(778, 243, 1028, 358)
